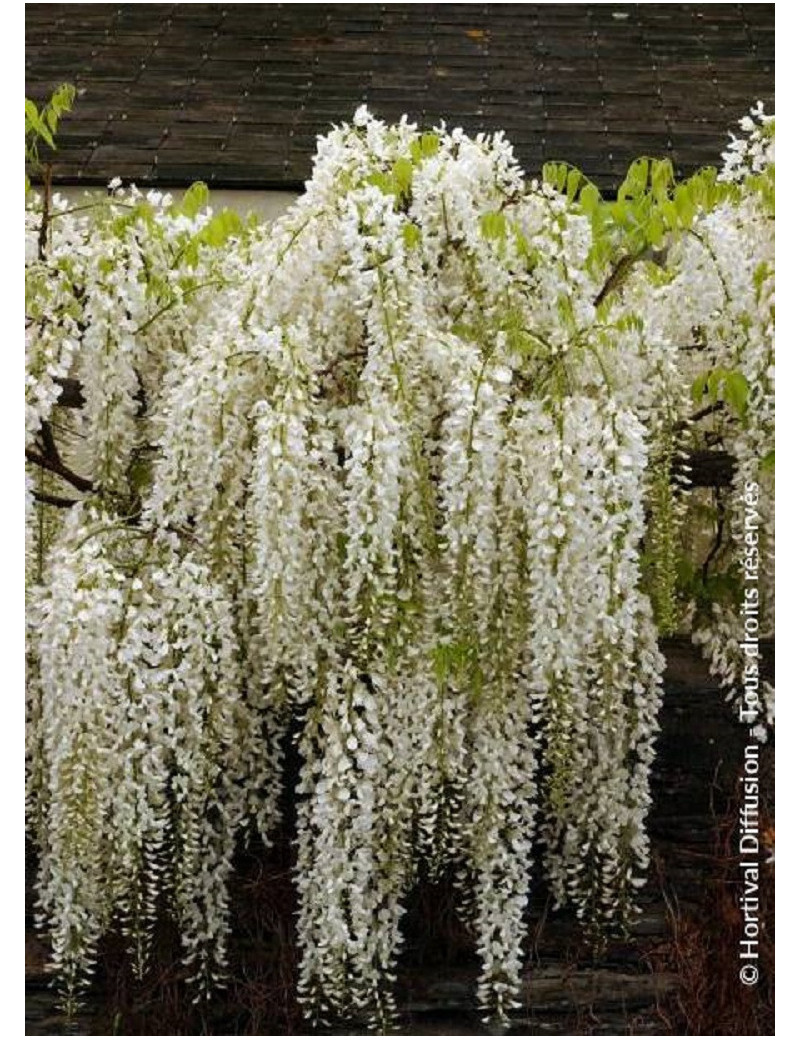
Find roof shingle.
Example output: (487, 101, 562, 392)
(25, 3, 775, 191)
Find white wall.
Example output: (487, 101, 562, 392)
(55, 186, 298, 224)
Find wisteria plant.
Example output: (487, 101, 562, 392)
(25, 96, 774, 1028)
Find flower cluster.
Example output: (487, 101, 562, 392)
(26, 106, 774, 1025)
(27, 507, 268, 1005)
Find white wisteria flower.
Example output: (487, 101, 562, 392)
(25, 105, 774, 1026)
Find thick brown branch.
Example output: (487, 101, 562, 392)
(593, 254, 637, 308)
(686, 401, 725, 425)
(682, 450, 735, 489)
(39, 419, 59, 460)
(37, 164, 52, 261)
(54, 376, 85, 409)
(673, 400, 727, 439)
(33, 489, 79, 509)
(702, 487, 726, 581)
(593, 245, 669, 309)
(26, 447, 93, 494)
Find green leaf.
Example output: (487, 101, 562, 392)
(645, 214, 664, 248)
(722, 370, 749, 420)
(25, 99, 55, 149)
(706, 368, 722, 400)
(420, 132, 440, 157)
(566, 167, 582, 203)
(753, 261, 772, 300)
(184, 241, 199, 268)
(650, 158, 673, 201)
(181, 182, 209, 219)
(691, 372, 708, 405)
(479, 210, 506, 240)
(579, 183, 600, 214)
(391, 157, 413, 197)
(365, 171, 394, 196)
(619, 158, 648, 202)
(543, 162, 568, 193)
(660, 199, 678, 230)
(402, 222, 421, 249)
(691, 167, 718, 211)
(674, 184, 695, 228)
(410, 131, 440, 163)
(556, 294, 574, 328)
(202, 209, 242, 248)
(507, 327, 536, 357)
(513, 226, 539, 267)
(49, 83, 76, 117)
(760, 449, 775, 474)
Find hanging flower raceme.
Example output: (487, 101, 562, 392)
(28, 506, 266, 1006)
(25, 104, 774, 1027)
(511, 399, 663, 925)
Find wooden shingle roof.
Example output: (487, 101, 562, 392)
(25, 3, 775, 192)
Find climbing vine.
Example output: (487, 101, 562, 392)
(25, 97, 774, 1027)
